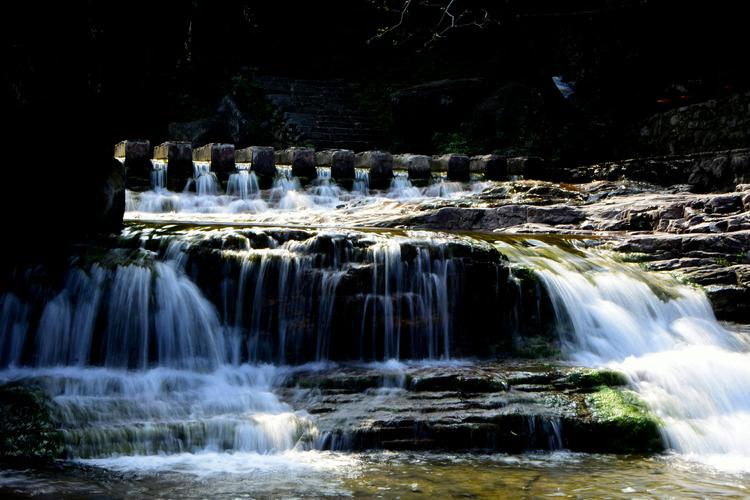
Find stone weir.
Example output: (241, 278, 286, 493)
(115, 139, 539, 192)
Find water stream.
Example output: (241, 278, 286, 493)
(2, 165, 750, 496)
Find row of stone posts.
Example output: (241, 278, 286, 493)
(115, 140, 541, 191)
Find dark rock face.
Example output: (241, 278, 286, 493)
(95, 159, 126, 235)
(0, 384, 62, 462)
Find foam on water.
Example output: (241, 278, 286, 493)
(498, 239, 750, 471)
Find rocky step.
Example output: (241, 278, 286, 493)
(280, 363, 662, 454)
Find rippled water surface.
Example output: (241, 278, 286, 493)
(2, 452, 749, 498)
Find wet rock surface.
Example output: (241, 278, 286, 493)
(386, 179, 750, 321)
(279, 362, 662, 454)
(0, 384, 63, 463)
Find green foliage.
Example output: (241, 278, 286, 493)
(432, 131, 475, 155)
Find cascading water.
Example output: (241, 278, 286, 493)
(0, 227, 488, 463)
(498, 239, 750, 471)
(125, 159, 488, 225)
(3, 208, 750, 483)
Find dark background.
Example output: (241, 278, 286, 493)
(1, 0, 748, 245)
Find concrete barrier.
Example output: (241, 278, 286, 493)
(331, 149, 355, 182)
(114, 140, 151, 190)
(471, 155, 507, 180)
(395, 154, 431, 182)
(154, 141, 193, 191)
(356, 151, 393, 189)
(236, 146, 276, 179)
(290, 147, 316, 179)
(193, 143, 235, 184)
(431, 154, 470, 181)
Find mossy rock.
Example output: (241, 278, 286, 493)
(564, 386, 663, 454)
(559, 368, 628, 390)
(0, 383, 63, 462)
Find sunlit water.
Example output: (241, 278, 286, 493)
(125, 167, 490, 226)
(499, 239, 750, 473)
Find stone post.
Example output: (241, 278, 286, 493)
(331, 149, 355, 185)
(290, 147, 317, 179)
(356, 151, 393, 190)
(114, 140, 151, 191)
(153, 141, 193, 191)
(395, 154, 432, 184)
(193, 143, 235, 185)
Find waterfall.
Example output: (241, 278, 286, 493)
(124, 161, 489, 219)
(498, 239, 750, 470)
(0, 227, 479, 460)
(4, 228, 748, 469)
(191, 161, 220, 196)
(151, 159, 168, 191)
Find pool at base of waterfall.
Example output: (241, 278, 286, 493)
(1, 451, 749, 498)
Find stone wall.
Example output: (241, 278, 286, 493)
(637, 91, 750, 156)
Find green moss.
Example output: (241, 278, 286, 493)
(564, 368, 628, 390)
(617, 252, 652, 263)
(585, 387, 663, 453)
